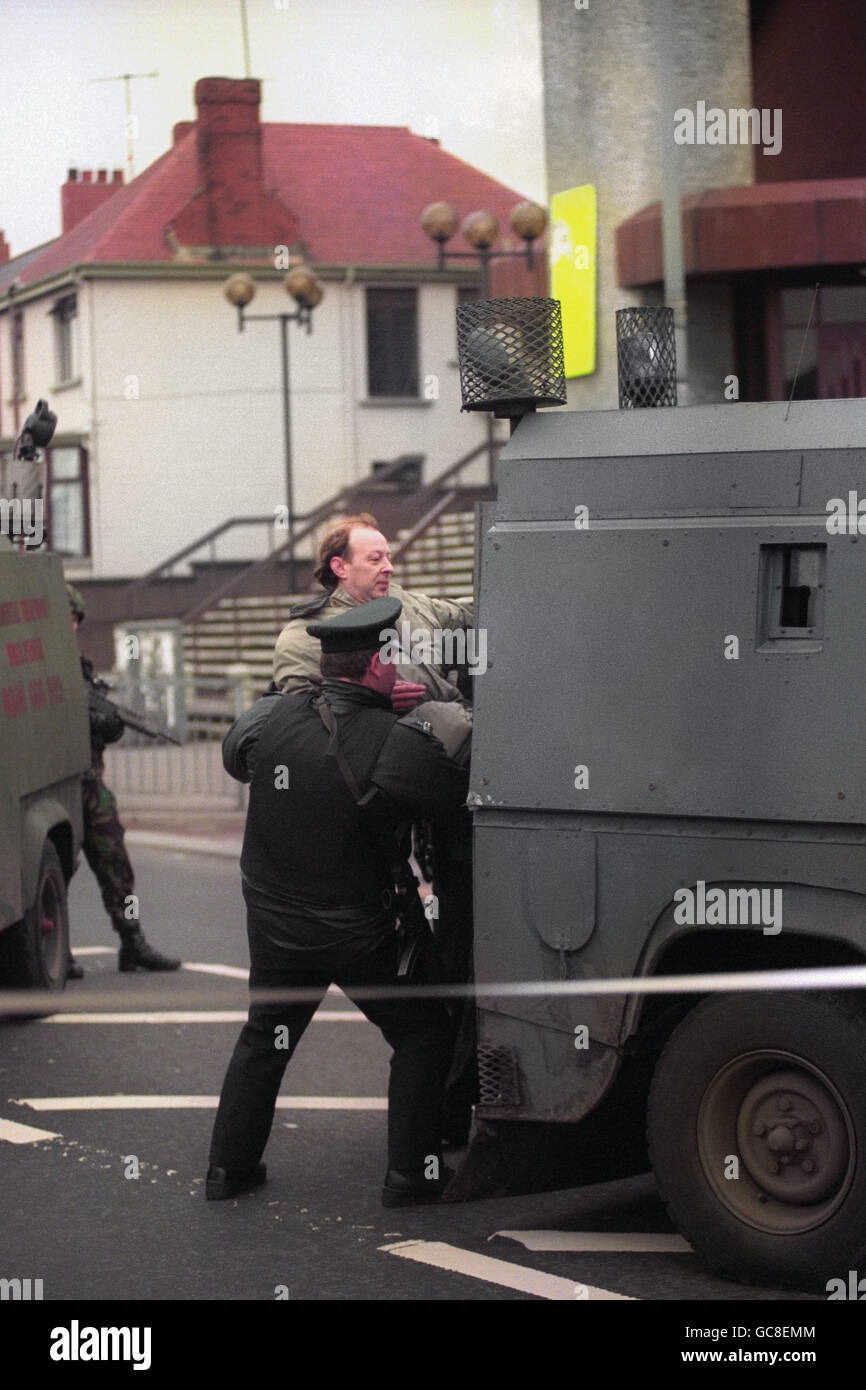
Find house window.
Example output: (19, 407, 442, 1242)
(11, 309, 25, 401)
(46, 445, 89, 558)
(366, 287, 418, 397)
(52, 294, 77, 384)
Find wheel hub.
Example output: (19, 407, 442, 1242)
(698, 1051, 856, 1235)
(736, 1068, 848, 1204)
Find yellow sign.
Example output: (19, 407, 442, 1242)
(549, 185, 597, 378)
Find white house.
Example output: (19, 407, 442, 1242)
(0, 76, 545, 594)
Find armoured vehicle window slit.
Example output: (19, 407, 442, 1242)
(757, 543, 826, 649)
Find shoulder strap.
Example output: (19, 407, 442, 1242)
(314, 693, 364, 802)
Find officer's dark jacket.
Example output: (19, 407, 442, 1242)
(223, 679, 468, 940)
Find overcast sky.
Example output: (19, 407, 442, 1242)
(2, 0, 547, 258)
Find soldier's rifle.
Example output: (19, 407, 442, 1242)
(86, 676, 183, 747)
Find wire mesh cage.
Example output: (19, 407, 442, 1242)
(616, 306, 677, 408)
(456, 298, 567, 416)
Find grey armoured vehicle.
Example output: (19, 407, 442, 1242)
(0, 537, 90, 990)
(453, 300, 866, 1288)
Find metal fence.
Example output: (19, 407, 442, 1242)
(103, 672, 254, 810)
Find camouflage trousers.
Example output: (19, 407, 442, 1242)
(81, 771, 136, 933)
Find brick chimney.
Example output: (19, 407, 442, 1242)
(0, 230, 9, 265)
(171, 77, 297, 250)
(62, 168, 124, 234)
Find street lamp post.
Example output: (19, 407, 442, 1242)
(224, 267, 324, 593)
(420, 200, 548, 483)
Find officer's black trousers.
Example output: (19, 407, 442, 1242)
(209, 913, 453, 1178)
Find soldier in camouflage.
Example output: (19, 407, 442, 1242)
(66, 584, 180, 975)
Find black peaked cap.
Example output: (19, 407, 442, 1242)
(307, 595, 403, 654)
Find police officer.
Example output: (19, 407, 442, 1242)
(272, 514, 477, 1146)
(206, 596, 468, 1206)
(66, 584, 180, 974)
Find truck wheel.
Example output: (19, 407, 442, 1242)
(647, 992, 866, 1289)
(0, 840, 69, 992)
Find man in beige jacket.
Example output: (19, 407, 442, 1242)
(273, 513, 474, 737)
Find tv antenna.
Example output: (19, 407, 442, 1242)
(90, 70, 159, 181)
(240, 0, 251, 78)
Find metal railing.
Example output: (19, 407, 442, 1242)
(104, 671, 255, 809)
(182, 441, 497, 624)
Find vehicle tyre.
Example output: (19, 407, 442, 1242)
(647, 991, 866, 1289)
(0, 839, 69, 992)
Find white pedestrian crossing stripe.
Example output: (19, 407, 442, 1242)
(495, 1229, 692, 1253)
(38, 1011, 364, 1024)
(0, 1117, 61, 1144)
(19, 1095, 387, 1111)
(381, 1240, 634, 1300)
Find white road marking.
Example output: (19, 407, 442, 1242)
(38, 1010, 365, 1024)
(0, 1117, 61, 1144)
(180, 966, 350, 1002)
(381, 1241, 633, 1300)
(495, 1230, 692, 1253)
(72, 957, 351, 1003)
(20, 1095, 387, 1112)
(69, 946, 115, 955)
(181, 962, 249, 980)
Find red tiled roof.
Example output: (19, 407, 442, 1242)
(16, 118, 545, 292)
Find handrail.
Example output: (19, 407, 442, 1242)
(418, 437, 503, 493)
(121, 515, 275, 600)
(122, 451, 427, 611)
(180, 437, 502, 625)
(390, 489, 460, 564)
(131, 437, 504, 628)
(180, 497, 350, 626)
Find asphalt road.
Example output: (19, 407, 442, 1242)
(0, 846, 837, 1316)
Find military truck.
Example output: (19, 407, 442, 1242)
(452, 301, 866, 1288)
(0, 537, 90, 991)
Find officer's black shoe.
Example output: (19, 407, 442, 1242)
(205, 1163, 267, 1201)
(67, 956, 84, 981)
(118, 929, 181, 973)
(381, 1166, 454, 1208)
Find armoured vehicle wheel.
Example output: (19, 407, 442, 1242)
(647, 992, 866, 1289)
(0, 840, 69, 992)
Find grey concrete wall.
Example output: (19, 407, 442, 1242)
(540, 0, 753, 408)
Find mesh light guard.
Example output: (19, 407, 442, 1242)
(456, 298, 567, 415)
(616, 306, 677, 408)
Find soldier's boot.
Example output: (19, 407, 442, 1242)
(117, 926, 181, 973)
(67, 956, 85, 981)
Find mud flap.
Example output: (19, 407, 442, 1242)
(444, 1096, 652, 1202)
(443, 1118, 597, 1201)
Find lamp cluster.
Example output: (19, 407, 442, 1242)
(224, 266, 325, 330)
(420, 199, 548, 257)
